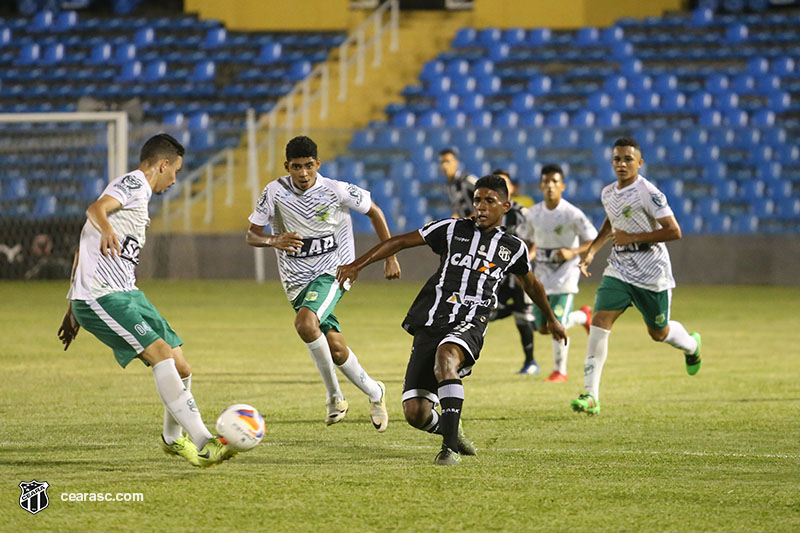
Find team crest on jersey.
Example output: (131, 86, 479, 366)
(554, 225, 563, 235)
(314, 206, 330, 222)
(622, 206, 633, 218)
(19, 480, 49, 515)
(305, 291, 319, 302)
(346, 184, 363, 206)
(651, 192, 667, 207)
(498, 246, 511, 262)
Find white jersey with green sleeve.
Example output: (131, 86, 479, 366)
(248, 173, 372, 301)
(601, 175, 675, 292)
(520, 199, 597, 294)
(67, 170, 151, 301)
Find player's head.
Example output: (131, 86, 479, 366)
(612, 137, 644, 183)
(139, 133, 184, 194)
(284, 136, 320, 191)
(540, 163, 566, 204)
(439, 148, 460, 179)
(491, 168, 517, 196)
(473, 174, 510, 230)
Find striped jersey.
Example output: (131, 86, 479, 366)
(601, 175, 675, 292)
(403, 218, 531, 334)
(519, 199, 597, 294)
(446, 171, 478, 218)
(68, 170, 151, 300)
(248, 173, 371, 301)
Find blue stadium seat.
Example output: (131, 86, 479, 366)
(443, 111, 466, 127)
(503, 28, 526, 46)
(478, 28, 502, 47)
(55, 11, 78, 32)
(528, 75, 552, 96)
(546, 111, 569, 127)
(471, 58, 494, 77)
(732, 214, 758, 233)
(287, 60, 309, 81)
(115, 43, 136, 64)
(460, 93, 484, 113)
(775, 197, 800, 219)
(392, 110, 415, 128)
(32, 195, 57, 219)
(119, 61, 142, 82)
(526, 27, 551, 46)
(145, 60, 167, 82)
(476, 128, 502, 149)
(436, 94, 459, 112)
(450, 128, 476, 148)
(16, 43, 40, 65)
(576, 27, 599, 46)
(494, 110, 519, 128)
(420, 60, 444, 82)
(749, 198, 774, 217)
(452, 28, 476, 48)
(771, 56, 795, 76)
(418, 111, 443, 127)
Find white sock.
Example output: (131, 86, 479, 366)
(663, 320, 698, 354)
(553, 337, 570, 374)
(584, 325, 611, 400)
(152, 360, 212, 449)
(337, 348, 382, 402)
(565, 310, 588, 329)
(306, 335, 343, 400)
(162, 374, 191, 445)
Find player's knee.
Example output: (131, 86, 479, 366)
(649, 327, 668, 342)
(328, 343, 347, 365)
(402, 401, 427, 428)
(174, 358, 191, 378)
(293, 310, 319, 340)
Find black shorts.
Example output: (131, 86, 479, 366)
(401, 321, 485, 404)
(492, 275, 534, 321)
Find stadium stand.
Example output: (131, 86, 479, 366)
(328, 5, 800, 235)
(0, 6, 346, 221)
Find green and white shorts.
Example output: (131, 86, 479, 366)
(291, 274, 344, 334)
(71, 290, 183, 368)
(533, 293, 574, 326)
(594, 275, 671, 330)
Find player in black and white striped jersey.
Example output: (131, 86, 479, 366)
(439, 148, 478, 218)
(573, 138, 702, 416)
(337, 175, 567, 465)
(486, 169, 540, 376)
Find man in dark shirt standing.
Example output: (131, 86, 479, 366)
(337, 175, 567, 466)
(439, 148, 478, 218)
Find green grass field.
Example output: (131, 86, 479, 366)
(1, 280, 798, 532)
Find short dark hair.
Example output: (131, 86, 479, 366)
(613, 137, 641, 153)
(286, 136, 318, 161)
(439, 148, 459, 158)
(140, 133, 184, 164)
(541, 163, 565, 179)
(475, 174, 509, 200)
(491, 168, 510, 179)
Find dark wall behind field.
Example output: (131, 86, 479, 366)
(138, 233, 800, 286)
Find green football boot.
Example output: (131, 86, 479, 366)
(433, 447, 462, 466)
(685, 332, 702, 376)
(571, 392, 600, 415)
(196, 437, 236, 468)
(456, 421, 477, 456)
(160, 435, 199, 467)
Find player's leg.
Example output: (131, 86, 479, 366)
(542, 294, 573, 382)
(511, 280, 538, 375)
(326, 328, 387, 431)
(572, 277, 628, 414)
(161, 346, 191, 445)
(401, 330, 477, 459)
(564, 301, 592, 334)
(634, 289, 701, 375)
(433, 342, 467, 465)
(292, 277, 346, 416)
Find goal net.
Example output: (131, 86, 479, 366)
(0, 111, 127, 280)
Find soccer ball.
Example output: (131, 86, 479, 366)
(215, 404, 265, 452)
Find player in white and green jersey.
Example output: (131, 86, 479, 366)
(518, 164, 597, 383)
(57, 134, 233, 467)
(572, 137, 702, 415)
(246, 136, 399, 431)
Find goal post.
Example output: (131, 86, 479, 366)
(0, 111, 128, 280)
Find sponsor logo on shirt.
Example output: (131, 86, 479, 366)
(446, 293, 494, 307)
(286, 234, 338, 258)
(622, 206, 633, 218)
(346, 184, 363, 206)
(314, 205, 330, 222)
(651, 192, 666, 207)
(449, 252, 503, 279)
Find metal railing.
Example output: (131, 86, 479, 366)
(160, 147, 235, 230)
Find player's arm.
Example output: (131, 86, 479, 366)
(555, 239, 593, 261)
(578, 217, 613, 277)
(336, 230, 425, 287)
(86, 195, 123, 257)
(58, 251, 81, 350)
(365, 202, 401, 280)
(245, 223, 303, 253)
(515, 271, 567, 344)
(612, 215, 681, 246)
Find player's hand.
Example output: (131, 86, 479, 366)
(384, 255, 401, 280)
(612, 229, 635, 246)
(555, 248, 576, 261)
(547, 320, 568, 345)
(100, 230, 121, 258)
(58, 306, 80, 351)
(579, 252, 594, 277)
(336, 263, 359, 288)
(272, 232, 304, 253)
